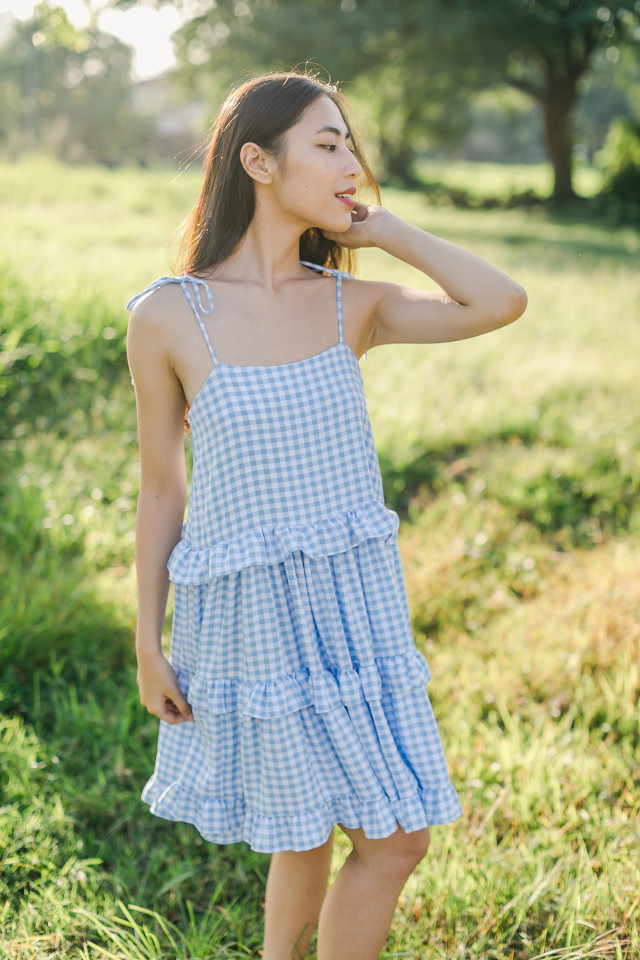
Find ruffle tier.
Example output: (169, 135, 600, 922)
(176, 648, 431, 719)
(142, 774, 462, 853)
(167, 499, 400, 584)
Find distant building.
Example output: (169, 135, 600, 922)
(130, 75, 208, 164)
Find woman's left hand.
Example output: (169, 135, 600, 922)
(321, 202, 389, 249)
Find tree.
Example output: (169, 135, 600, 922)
(164, 0, 485, 185)
(0, 1, 153, 164)
(574, 44, 640, 162)
(458, 0, 640, 200)
(116, 0, 640, 196)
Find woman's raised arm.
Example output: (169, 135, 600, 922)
(327, 204, 527, 347)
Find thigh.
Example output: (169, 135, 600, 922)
(270, 829, 335, 865)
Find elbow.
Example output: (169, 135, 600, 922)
(496, 281, 527, 328)
(511, 282, 528, 319)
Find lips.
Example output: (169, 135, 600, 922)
(336, 187, 357, 208)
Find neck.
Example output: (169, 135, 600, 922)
(212, 198, 310, 291)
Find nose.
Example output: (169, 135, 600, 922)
(344, 144, 361, 179)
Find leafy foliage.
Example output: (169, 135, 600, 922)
(0, 270, 125, 439)
(167, 0, 640, 195)
(599, 117, 640, 221)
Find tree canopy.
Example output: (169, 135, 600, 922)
(166, 0, 640, 198)
(0, 2, 153, 164)
(5, 0, 639, 198)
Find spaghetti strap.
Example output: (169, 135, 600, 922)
(300, 260, 356, 350)
(126, 274, 219, 365)
(336, 273, 345, 344)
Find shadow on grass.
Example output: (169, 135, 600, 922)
(0, 478, 270, 955)
(447, 219, 637, 264)
(379, 425, 639, 551)
(378, 413, 543, 518)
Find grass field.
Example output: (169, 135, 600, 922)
(413, 160, 604, 200)
(1, 156, 638, 960)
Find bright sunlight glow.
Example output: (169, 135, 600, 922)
(0, 0, 183, 80)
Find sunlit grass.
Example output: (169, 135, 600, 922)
(414, 158, 604, 199)
(0, 158, 638, 959)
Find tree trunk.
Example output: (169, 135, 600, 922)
(383, 144, 420, 188)
(542, 76, 579, 202)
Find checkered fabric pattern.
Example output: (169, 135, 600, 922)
(126, 263, 462, 852)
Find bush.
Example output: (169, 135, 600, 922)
(598, 118, 640, 223)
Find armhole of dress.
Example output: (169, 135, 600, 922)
(336, 269, 367, 361)
(297, 261, 367, 359)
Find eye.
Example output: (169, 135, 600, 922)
(319, 143, 337, 151)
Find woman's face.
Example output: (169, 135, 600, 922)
(271, 95, 362, 233)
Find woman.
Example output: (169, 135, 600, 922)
(126, 70, 526, 960)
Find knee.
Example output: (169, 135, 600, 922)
(392, 827, 431, 871)
(354, 826, 430, 879)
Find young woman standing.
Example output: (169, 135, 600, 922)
(126, 71, 527, 960)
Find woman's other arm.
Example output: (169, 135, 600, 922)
(127, 297, 193, 724)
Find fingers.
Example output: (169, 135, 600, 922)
(350, 201, 369, 222)
(138, 685, 194, 724)
(321, 203, 374, 248)
(162, 704, 194, 724)
(136, 652, 195, 724)
(161, 685, 194, 723)
(166, 675, 194, 720)
(173, 690, 194, 722)
(156, 695, 194, 724)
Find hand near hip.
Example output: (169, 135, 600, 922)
(136, 648, 194, 724)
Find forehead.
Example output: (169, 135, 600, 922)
(293, 95, 349, 136)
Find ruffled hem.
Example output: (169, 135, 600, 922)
(167, 499, 400, 584)
(176, 648, 432, 719)
(141, 777, 463, 852)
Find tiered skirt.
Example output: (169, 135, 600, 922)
(141, 502, 462, 852)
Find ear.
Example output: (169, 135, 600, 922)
(240, 141, 275, 184)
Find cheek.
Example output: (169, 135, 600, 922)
(293, 149, 333, 182)
(276, 150, 334, 205)
(289, 167, 329, 198)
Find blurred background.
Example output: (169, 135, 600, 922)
(1, 0, 639, 209)
(1, 3, 639, 959)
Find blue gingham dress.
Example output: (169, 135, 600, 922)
(126, 262, 462, 852)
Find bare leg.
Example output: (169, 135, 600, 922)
(316, 824, 430, 960)
(262, 830, 334, 960)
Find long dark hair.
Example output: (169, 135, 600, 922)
(173, 70, 379, 276)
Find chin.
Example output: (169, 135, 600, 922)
(316, 214, 353, 234)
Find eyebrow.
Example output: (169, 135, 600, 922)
(315, 125, 351, 139)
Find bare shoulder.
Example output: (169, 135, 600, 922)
(127, 281, 199, 371)
(127, 284, 185, 379)
(127, 284, 191, 467)
(127, 282, 192, 339)
(341, 274, 379, 295)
